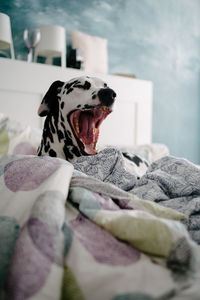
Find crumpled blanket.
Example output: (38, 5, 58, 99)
(131, 156, 200, 244)
(73, 148, 200, 244)
(0, 153, 200, 300)
(73, 147, 147, 190)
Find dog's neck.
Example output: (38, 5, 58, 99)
(37, 113, 82, 161)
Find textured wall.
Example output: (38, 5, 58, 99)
(1, 0, 200, 163)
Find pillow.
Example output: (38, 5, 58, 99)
(0, 113, 42, 155)
(71, 30, 108, 74)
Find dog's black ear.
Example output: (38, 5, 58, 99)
(38, 80, 64, 117)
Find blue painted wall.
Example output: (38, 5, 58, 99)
(1, 0, 200, 163)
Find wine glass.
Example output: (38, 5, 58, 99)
(23, 29, 41, 63)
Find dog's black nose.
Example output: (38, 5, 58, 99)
(98, 88, 116, 107)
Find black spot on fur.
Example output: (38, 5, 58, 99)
(72, 146, 81, 157)
(65, 80, 80, 95)
(66, 80, 80, 90)
(84, 104, 92, 109)
(60, 114, 64, 122)
(40, 99, 63, 154)
(49, 149, 57, 157)
(37, 140, 43, 156)
(67, 130, 72, 138)
(42, 93, 60, 137)
(66, 87, 74, 94)
(77, 104, 81, 108)
(44, 141, 50, 152)
(65, 80, 91, 95)
(60, 123, 71, 142)
(74, 81, 91, 90)
(92, 94, 96, 99)
(84, 81, 91, 89)
(60, 124, 73, 146)
(65, 135, 73, 146)
(104, 83, 107, 87)
(63, 145, 74, 160)
(58, 130, 64, 141)
(49, 118, 56, 134)
(43, 117, 54, 144)
(61, 102, 65, 109)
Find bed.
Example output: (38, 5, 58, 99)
(0, 57, 200, 300)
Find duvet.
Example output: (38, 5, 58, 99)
(0, 150, 200, 300)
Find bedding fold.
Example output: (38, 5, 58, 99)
(0, 154, 200, 300)
(73, 148, 200, 244)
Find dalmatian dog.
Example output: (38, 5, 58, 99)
(37, 76, 116, 161)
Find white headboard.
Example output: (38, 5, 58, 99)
(0, 58, 153, 147)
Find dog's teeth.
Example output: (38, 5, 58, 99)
(101, 107, 108, 113)
(75, 120, 79, 133)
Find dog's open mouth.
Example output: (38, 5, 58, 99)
(69, 107, 111, 155)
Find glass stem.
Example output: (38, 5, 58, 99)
(27, 47, 33, 63)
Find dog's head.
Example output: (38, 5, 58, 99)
(38, 76, 116, 157)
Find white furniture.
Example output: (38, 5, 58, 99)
(0, 58, 153, 147)
(0, 12, 15, 59)
(34, 25, 66, 67)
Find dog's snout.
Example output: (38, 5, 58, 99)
(98, 88, 116, 107)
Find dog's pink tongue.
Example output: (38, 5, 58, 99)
(79, 112, 95, 144)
